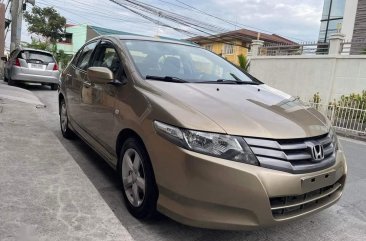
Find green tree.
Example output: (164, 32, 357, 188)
(24, 6, 66, 43)
(24, 7, 71, 69)
(24, 38, 53, 52)
(237, 54, 249, 71)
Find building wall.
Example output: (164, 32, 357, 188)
(351, 0, 366, 54)
(204, 41, 248, 65)
(57, 24, 88, 55)
(249, 55, 366, 104)
(86, 26, 99, 41)
(341, 0, 358, 41)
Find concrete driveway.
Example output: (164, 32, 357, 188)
(1, 81, 366, 241)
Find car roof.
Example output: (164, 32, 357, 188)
(18, 47, 54, 55)
(103, 35, 198, 47)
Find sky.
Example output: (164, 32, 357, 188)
(6, 0, 324, 48)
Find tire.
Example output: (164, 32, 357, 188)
(8, 77, 15, 86)
(119, 137, 158, 220)
(51, 84, 58, 90)
(59, 98, 75, 139)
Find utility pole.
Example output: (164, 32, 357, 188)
(0, 3, 5, 57)
(10, 0, 22, 52)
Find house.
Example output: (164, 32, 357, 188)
(57, 24, 138, 56)
(188, 28, 295, 65)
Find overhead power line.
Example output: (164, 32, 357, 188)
(172, 0, 306, 42)
(108, 0, 267, 47)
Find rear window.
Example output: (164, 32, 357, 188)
(18, 50, 55, 64)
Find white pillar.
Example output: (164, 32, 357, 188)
(328, 33, 345, 55)
(251, 40, 264, 57)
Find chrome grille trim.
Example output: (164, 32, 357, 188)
(244, 133, 336, 173)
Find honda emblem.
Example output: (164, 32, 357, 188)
(311, 144, 324, 161)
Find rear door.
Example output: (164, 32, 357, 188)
(66, 41, 98, 128)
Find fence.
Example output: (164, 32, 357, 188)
(309, 100, 366, 136)
(340, 41, 366, 55)
(259, 43, 329, 56)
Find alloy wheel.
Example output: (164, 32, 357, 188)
(60, 103, 68, 133)
(122, 148, 146, 207)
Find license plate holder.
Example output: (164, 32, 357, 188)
(31, 63, 43, 69)
(301, 170, 336, 193)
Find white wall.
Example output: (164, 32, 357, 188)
(341, 0, 358, 41)
(249, 55, 366, 103)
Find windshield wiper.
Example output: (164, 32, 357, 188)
(197, 79, 259, 85)
(145, 75, 188, 83)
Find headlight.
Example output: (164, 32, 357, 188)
(329, 128, 339, 151)
(154, 121, 259, 165)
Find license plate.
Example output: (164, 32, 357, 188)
(31, 63, 43, 69)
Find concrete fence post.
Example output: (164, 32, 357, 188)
(328, 33, 346, 55)
(251, 40, 264, 57)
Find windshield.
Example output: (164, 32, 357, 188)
(123, 40, 257, 83)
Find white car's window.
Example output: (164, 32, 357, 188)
(20, 51, 54, 64)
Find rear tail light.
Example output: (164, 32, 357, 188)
(53, 63, 59, 71)
(14, 58, 21, 67)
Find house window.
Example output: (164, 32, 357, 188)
(204, 44, 213, 51)
(223, 44, 234, 55)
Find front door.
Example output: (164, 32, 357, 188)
(81, 40, 125, 155)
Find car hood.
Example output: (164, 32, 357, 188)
(147, 82, 330, 139)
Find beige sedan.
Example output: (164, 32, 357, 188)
(58, 35, 347, 230)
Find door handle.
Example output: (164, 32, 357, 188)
(83, 82, 92, 88)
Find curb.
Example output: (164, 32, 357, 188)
(0, 82, 45, 107)
(336, 130, 366, 142)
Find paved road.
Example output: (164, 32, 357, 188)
(26, 83, 366, 241)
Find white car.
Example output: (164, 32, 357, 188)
(4, 47, 60, 90)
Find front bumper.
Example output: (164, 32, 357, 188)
(148, 136, 347, 230)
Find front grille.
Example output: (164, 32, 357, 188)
(270, 181, 342, 219)
(244, 133, 336, 173)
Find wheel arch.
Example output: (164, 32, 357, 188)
(116, 128, 145, 161)
(115, 128, 157, 181)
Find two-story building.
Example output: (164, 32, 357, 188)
(57, 24, 137, 56)
(188, 28, 295, 65)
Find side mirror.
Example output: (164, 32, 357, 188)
(1, 57, 7, 62)
(87, 67, 113, 84)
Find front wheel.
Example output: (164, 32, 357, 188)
(59, 98, 75, 139)
(119, 138, 158, 219)
(8, 77, 15, 86)
(50, 84, 58, 90)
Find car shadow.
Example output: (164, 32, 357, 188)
(15, 82, 54, 91)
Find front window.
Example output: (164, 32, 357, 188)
(204, 44, 213, 51)
(123, 40, 256, 83)
(223, 44, 234, 55)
